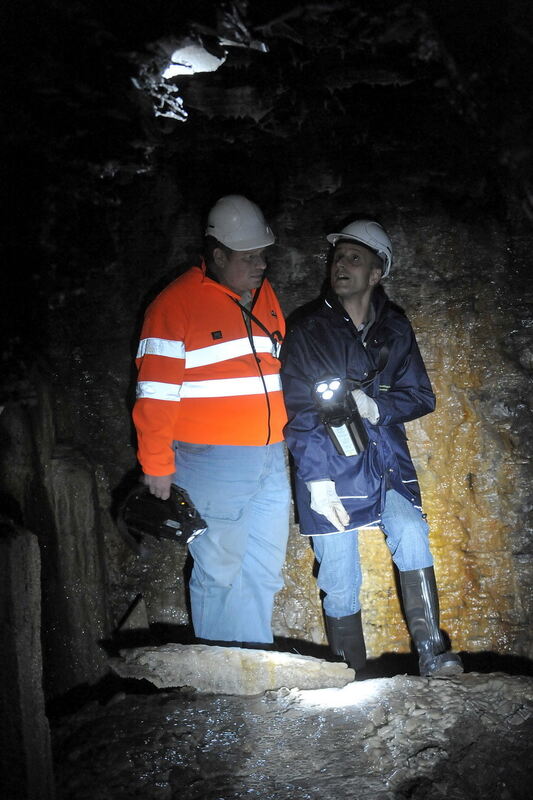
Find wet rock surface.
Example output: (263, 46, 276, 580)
(109, 644, 355, 694)
(53, 673, 533, 800)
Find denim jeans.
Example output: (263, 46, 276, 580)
(173, 441, 290, 643)
(312, 489, 433, 617)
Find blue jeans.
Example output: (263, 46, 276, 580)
(312, 489, 433, 617)
(173, 441, 290, 643)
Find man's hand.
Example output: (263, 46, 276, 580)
(306, 480, 350, 532)
(144, 473, 173, 500)
(352, 389, 379, 424)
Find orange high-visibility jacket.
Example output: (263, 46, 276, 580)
(133, 265, 287, 475)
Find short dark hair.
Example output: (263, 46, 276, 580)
(204, 235, 233, 270)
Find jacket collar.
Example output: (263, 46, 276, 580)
(324, 285, 388, 334)
(199, 261, 264, 307)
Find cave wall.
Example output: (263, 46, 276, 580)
(2, 0, 533, 698)
(0, 380, 110, 697)
(0, 528, 55, 800)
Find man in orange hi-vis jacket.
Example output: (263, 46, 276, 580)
(133, 196, 290, 646)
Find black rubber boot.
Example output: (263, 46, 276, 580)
(399, 567, 463, 678)
(325, 611, 367, 672)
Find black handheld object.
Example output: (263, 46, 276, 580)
(314, 377, 369, 456)
(117, 483, 207, 555)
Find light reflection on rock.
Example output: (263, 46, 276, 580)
(53, 673, 533, 800)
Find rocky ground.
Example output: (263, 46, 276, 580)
(52, 667, 533, 800)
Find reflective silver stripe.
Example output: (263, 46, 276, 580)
(137, 337, 185, 359)
(181, 373, 282, 399)
(303, 519, 381, 536)
(402, 479, 418, 484)
(185, 336, 273, 369)
(136, 381, 182, 401)
(339, 495, 369, 499)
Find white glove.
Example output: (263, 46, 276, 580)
(352, 389, 379, 425)
(306, 480, 350, 532)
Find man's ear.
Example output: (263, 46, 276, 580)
(369, 266, 382, 287)
(213, 247, 227, 270)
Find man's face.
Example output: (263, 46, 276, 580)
(330, 242, 382, 300)
(214, 247, 268, 295)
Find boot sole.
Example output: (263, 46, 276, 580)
(425, 662, 464, 678)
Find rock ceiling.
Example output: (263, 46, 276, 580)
(6, 0, 532, 212)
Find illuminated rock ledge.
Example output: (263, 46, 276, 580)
(109, 643, 355, 694)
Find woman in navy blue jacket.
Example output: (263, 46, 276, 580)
(281, 220, 463, 678)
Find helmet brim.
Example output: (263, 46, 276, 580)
(326, 232, 390, 277)
(226, 229, 276, 251)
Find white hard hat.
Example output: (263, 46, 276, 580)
(327, 220, 392, 277)
(205, 195, 275, 251)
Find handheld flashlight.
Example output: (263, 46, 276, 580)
(314, 377, 369, 457)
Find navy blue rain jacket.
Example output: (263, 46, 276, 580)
(280, 286, 436, 535)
